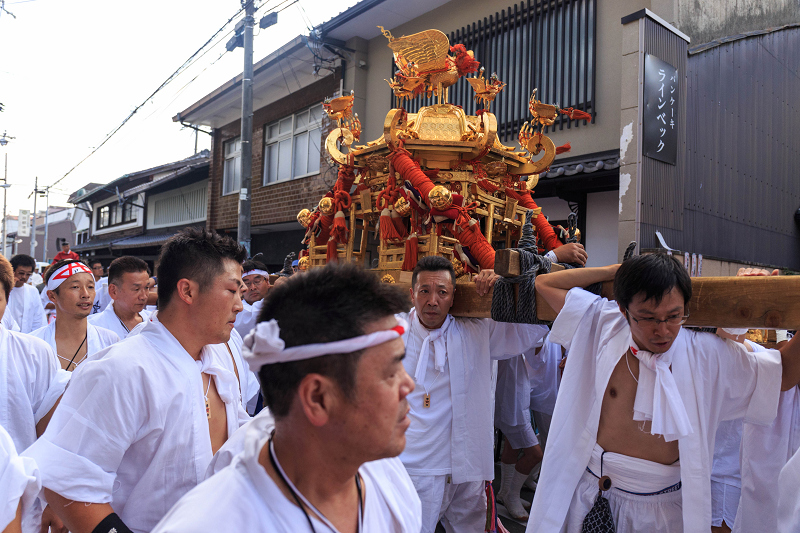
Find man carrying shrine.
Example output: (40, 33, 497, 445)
(399, 255, 548, 532)
(527, 253, 800, 533)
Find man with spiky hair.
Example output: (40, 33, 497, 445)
(25, 228, 251, 533)
(7, 254, 46, 333)
(153, 262, 421, 533)
(31, 260, 119, 371)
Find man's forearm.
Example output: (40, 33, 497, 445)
(44, 489, 116, 533)
(535, 264, 618, 315)
(779, 333, 800, 391)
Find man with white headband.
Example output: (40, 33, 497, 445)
(153, 262, 422, 533)
(398, 255, 548, 533)
(528, 253, 800, 533)
(88, 256, 151, 339)
(30, 260, 120, 371)
(24, 228, 251, 533)
(233, 258, 270, 338)
(7, 254, 46, 333)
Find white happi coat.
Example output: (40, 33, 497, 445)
(527, 333, 562, 416)
(399, 311, 548, 483)
(734, 384, 800, 533)
(0, 425, 41, 532)
(153, 409, 422, 533)
(8, 284, 46, 334)
(0, 325, 68, 452)
(233, 299, 263, 339)
(227, 328, 261, 414)
(527, 288, 782, 533)
(779, 441, 800, 532)
(23, 314, 251, 533)
(91, 277, 110, 315)
(30, 320, 120, 364)
(87, 300, 150, 339)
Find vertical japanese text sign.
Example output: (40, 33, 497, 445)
(643, 54, 678, 165)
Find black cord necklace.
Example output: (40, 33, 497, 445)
(268, 437, 362, 533)
(65, 332, 88, 370)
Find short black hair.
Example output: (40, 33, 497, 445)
(411, 255, 455, 288)
(89, 259, 103, 268)
(44, 259, 90, 295)
(242, 259, 268, 274)
(257, 262, 410, 419)
(156, 227, 246, 308)
(614, 252, 692, 309)
(108, 256, 150, 286)
(10, 254, 36, 272)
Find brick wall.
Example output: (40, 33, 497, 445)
(207, 71, 342, 232)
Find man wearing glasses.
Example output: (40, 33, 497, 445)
(526, 253, 800, 533)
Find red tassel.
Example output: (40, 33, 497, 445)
(379, 208, 404, 243)
(477, 178, 499, 193)
(331, 211, 349, 244)
(326, 238, 338, 263)
(555, 142, 572, 155)
(450, 44, 480, 76)
(390, 209, 409, 239)
(560, 107, 592, 121)
(401, 233, 419, 271)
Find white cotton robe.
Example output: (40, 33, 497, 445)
(0, 425, 41, 533)
(233, 299, 263, 339)
(153, 412, 422, 533)
(91, 277, 110, 315)
(226, 328, 261, 414)
(29, 320, 120, 365)
(23, 315, 251, 533)
(734, 384, 800, 533)
(8, 284, 46, 334)
(399, 311, 548, 483)
(87, 301, 150, 339)
(527, 333, 562, 416)
(527, 288, 782, 533)
(778, 440, 800, 532)
(0, 325, 68, 452)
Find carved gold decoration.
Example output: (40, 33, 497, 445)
(318, 197, 335, 216)
(323, 94, 354, 121)
(325, 127, 354, 166)
(394, 197, 412, 217)
(381, 274, 396, 284)
(451, 257, 465, 278)
(485, 161, 508, 179)
(573, 228, 582, 243)
(467, 69, 506, 112)
(298, 256, 309, 271)
(297, 209, 312, 228)
(429, 185, 453, 210)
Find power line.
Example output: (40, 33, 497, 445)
(48, 3, 250, 190)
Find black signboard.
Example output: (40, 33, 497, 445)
(643, 54, 678, 165)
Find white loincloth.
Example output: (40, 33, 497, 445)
(565, 444, 682, 533)
(408, 474, 486, 533)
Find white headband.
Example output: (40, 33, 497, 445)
(242, 269, 269, 278)
(242, 316, 408, 372)
(47, 262, 93, 291)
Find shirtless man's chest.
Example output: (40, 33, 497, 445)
(202, 373, 228, 455)
(596, 350, 679, 465)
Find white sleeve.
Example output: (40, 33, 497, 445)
(0, 427, 40, 531)
(549, 287, 601, 350)
(31, 290, 46, 330)
(488, 322, 548, 360)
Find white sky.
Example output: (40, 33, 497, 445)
(0, 0, 359, 214)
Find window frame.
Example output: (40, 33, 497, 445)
(262, 104, 323, 186)
(222, 136, 242, 197)
(96, 200, 137, 230)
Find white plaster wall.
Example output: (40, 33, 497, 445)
(585, 190, 620, 268)
(534, 196, 572, 222)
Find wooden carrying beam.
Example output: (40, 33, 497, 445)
(397, 275, 800, 329)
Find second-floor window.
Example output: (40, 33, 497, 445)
(263, 105, 322, 184)
(97, 201, 136, 230)
(222, 137, 242, 195)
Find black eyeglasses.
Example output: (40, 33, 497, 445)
(625, 309, 689, 327)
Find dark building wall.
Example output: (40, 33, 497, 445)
(642, 26, 800, 270)
(207, 72, 341, 232)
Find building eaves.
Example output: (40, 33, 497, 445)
(688, 22, 800, 54)
(69, 151, 210, 205)
(122, 161, 209, 198)
(173, 36, 309, 126)
(541, 150, 621, 180)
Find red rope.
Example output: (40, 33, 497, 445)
(388, 149, 436, 207)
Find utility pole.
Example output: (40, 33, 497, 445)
(30, 176, 37, 258)
(42, 186, 50, 262)
(2, 153, 8, 257)
(237, 0, 255, 258)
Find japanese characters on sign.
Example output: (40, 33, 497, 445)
(643, 54, 678, 165)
